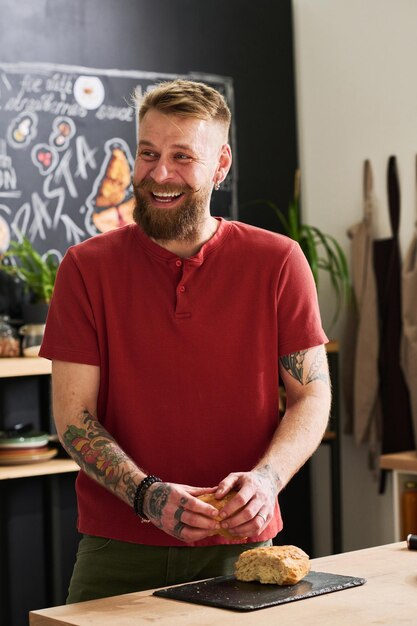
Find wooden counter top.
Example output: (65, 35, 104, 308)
(29, 542, 417, 625)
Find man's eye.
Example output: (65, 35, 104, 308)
(140, 151, 158, 160)
(175, 153, 192, 161)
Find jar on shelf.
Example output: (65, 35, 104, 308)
(0, 315, 20, 357)
(19, 324, 45, 357)
(401, 481, 417, 540)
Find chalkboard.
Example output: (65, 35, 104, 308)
(0, 62, 237, 259)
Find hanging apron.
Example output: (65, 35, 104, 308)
(373, 156, 414, 454)
(400, 156, 417, 445)
(344, 160, 380, 449)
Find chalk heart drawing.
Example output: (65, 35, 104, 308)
(31, 143, 59, 176)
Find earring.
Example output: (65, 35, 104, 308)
(214, 181, 221, 191)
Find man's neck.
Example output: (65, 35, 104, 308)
(152, 216, 219, 258)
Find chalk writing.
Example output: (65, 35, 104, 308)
(0, 140, 21, 199)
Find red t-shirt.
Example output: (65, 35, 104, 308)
(40, 218, 327, 546)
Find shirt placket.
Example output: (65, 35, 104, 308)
(174, 258, 194, 320)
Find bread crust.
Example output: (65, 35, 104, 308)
(198, 491, 245, 540)
(235, 545, 310, 585)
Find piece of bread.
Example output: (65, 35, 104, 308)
(198, 491, 245, 539)
(235, 545, 310, 585)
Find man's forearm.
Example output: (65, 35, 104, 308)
(255, 389, 331, 494)
(60, 410, 145, 508)
(255, 346, 331, 494)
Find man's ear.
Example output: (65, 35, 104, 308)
(213, 144, 232, 186)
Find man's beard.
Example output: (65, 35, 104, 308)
(133, 179, 211, 242)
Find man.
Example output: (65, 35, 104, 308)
(39, 79, 330, 603)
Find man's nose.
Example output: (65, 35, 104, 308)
(150, 159, 172, 183)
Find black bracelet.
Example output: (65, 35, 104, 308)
(133, 475, 162, 522)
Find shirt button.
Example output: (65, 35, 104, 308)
(175, 259, 182, 267)
(179, 285, 186, 293)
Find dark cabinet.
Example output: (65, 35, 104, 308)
(0, 359, 79, 626)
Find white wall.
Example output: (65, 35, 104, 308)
(292, 0, 417, 555)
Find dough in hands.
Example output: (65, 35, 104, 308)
(234, 545, 310, 585)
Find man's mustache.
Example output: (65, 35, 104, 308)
(133, 179, 197, 195)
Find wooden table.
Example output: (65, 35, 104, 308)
(29, 542, 417, 625)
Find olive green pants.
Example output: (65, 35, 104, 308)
(67, 535, 272, 604)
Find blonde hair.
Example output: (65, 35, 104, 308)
(137, 79, 231, 132)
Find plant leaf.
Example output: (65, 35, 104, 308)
(1, 235, 58, 304)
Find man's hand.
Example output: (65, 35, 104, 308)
(143, 483, 222, 542)
(210, 466, 280, 538)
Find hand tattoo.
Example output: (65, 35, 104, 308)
(254, 464, 282, 496)
(173, 522, 185, 538)
(173, 497, 188, 538)
(174, 497, 188, 523)
(146, 483, 171, 527)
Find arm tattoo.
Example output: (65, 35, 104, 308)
(62, 410, 137, 505)
(280, 349, 328, 386)
(280, 351, 307, 384)
(305, 349, 328, 384)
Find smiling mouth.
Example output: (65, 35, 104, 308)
(151, 191, 184, 204)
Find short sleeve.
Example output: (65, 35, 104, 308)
(39, 250, 100, 365)
(277, 242, 328, 356)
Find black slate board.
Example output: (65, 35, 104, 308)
(153, 571, 366, 612)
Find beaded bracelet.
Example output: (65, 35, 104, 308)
(133, 475, 162, 522)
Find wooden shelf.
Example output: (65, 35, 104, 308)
(0, 360, 77, 479)
(379, 450, 417, 541)
(379, 450, 417, 472)
(0, 458, 78, 480)
(326, 339, 339, 353)
(322, 430, 337, 441)
(0, 356, 51, 378)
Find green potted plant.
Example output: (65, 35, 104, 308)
(1, 236, 59, 323)
(251, 170, 350, 327)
